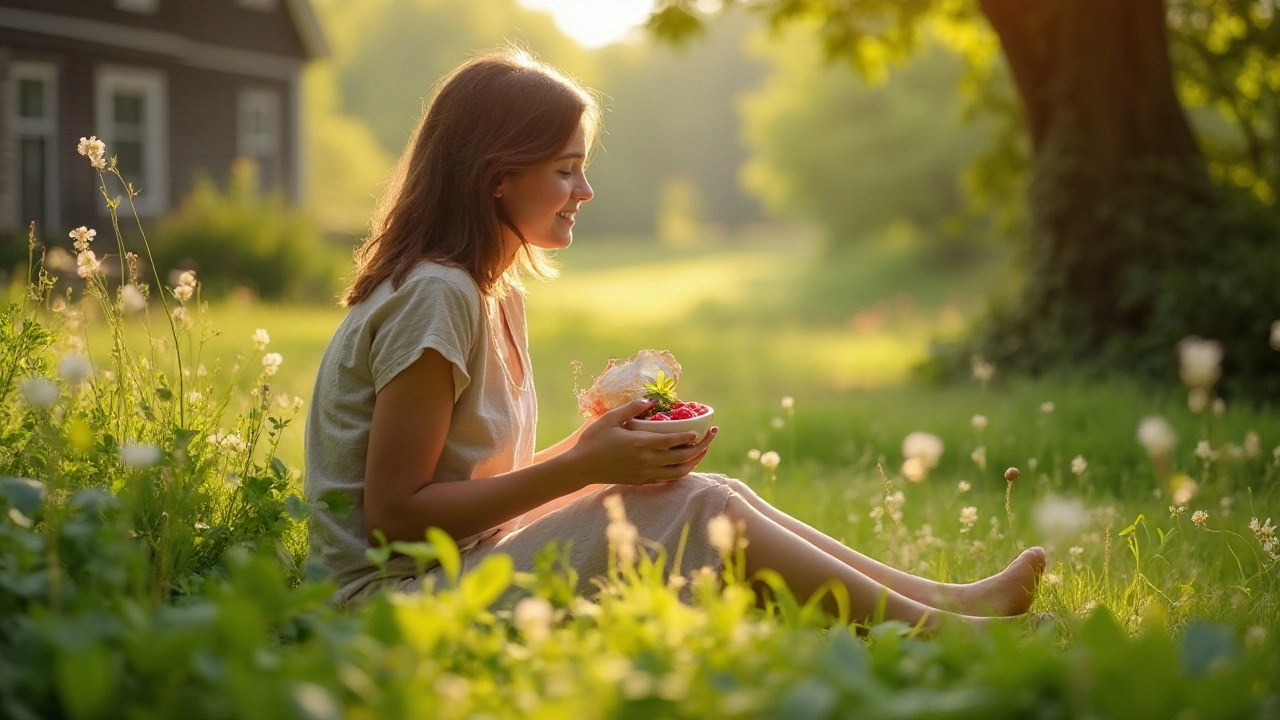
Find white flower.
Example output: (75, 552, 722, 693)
(1136, 416, 1177, 459)
(1177, 336, 1223, 388)
(959, 506, 978, 532)
(707, 514, 734, 555)
(971, 414, 988, 432)
(187, 391, 203, 405)
(759, 451, 780, 471)
(120, 442, 161, 468)
(513, 596, 554, 643)
(19, 377, 59, 408)
(217, 433, 247, 454)
(120, 284, 146, 314)
(177, 270, 197, 288)
(780, 396, 794, 410)
(1171, 478, 1198, 506)
(970, 445, 987, 471)
(173, 283, 194, 303)
(747, 448, 761, 462)
(261, 352, 283, 376)
(957, 480, 971, 493)
(1271, 321, 1280, 352)
(901, 458, 927, 483)
(1244, 431, 1261, 459)
(1191, 510, 1209, 528)
(1071, 455, 1087, 476)
(68, 226, 96, 252)
(1034, 495, 1086, 544)
(77, 136, 106, 170)
(58, 354, 94, 385)
(1195, 440, 1215, 462)
(770, 417, 785, 430)
(76, 250, 101, 278)
(1040, 401, 1055, 414)
(1187, 387, 1209, 414)
(252, 328, 271, 350)
(902, 432, 944, 470)
(1069, 546, 1084, 561)
(971, 355, 994, 384)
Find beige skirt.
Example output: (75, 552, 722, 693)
(397, 473, 740, 604)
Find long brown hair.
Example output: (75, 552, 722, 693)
(343, 48, 601, 305)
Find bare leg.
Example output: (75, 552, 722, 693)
(720, 495, 1000, 630)
(719, 478, 1045, 616)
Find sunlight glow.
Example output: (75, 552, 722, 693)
(518, 0, 657, 48)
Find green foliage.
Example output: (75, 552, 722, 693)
(150, 161, 343, 302)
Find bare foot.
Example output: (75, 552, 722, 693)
(955, 547, 1047, 616)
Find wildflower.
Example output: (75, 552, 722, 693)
(1243, 431, 1261, 459)
(1042, 572, 1061, 586)
(262, 352, 283, 376)
(1040, 401, 1055, 414)
(1194, 440, 1215, 463)
(121, 284, 146, 313)
(708, 514, 734, 555)
(187, 391, 203, 405)
(19, 377, 59, 408)
(770, 417, 784, 430)
(252, 328, 271, 350)
(901, 458, 927, 483)
(1272, 321, 1280, 352)
(124, 252, 140, 283)
(58, 354, 93, 385)
(1187, 387, 1209, 414)
(120, 442, 161, 468)
(68, 226, 96, 252)
(1071, 455, 1087, 476)
(216, 433, 246, 454)
(780, 396, 794, 410)
(970, 354, 994, 384)
(1137, 416, 1176, 459)
(77, 135, 106, 170)
(957, 480, 971, 493)
(173, 283, 194, 304)
(747, 448, 761, 462)
(884, 490, 905, 522)
(1069, 546, 1084, 562)
(1170, 475, 1198, 505)
(902, 432, 943, 471)
(970, 445, 987, 471)
(1191, 510, 1208, 528)
(759, 451, 780, 471)
(1004, 467, 1019, 482)
(76, 249, 101, 278)
(959, 506, 978, 533)
(1034, 495, 1086, 544)
(1170, 505, 1186, 518)
(172, 306, 189, 324)
(971, 414, 988, 431)
(513, 596, 554, 643)
(1177, 336, 1223, 388)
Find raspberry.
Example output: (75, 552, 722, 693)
(648, 412, 671, 421)
(669, 407, 697, 420)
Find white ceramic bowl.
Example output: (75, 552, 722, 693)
(627, 405, 715, 440)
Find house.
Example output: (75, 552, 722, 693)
(0, 0, 327, 247)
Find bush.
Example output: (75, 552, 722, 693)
(150, 160, 344, 303)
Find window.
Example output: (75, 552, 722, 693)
(238, 89, 282, 191)
(95, 67, 168, 215)
(10, 62, 58, 237)
(115, 0, 159, 14)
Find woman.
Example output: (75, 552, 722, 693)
(304, 48, 1045, 628)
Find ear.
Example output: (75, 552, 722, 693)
(493, 176, 507, 199)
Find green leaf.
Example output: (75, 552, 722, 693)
(56, 643, 116, 720)
(388, 541, 439, 575)
(284, 494, 310, 521)
(427, 527, 461, 587)
(156, 386, 172, 402)
(366, 529, 391, 568)
(271, 457, 288, 478)
(459, 554, 513, 611)
(318, 491, 353, 519)
(1118, 514, 1146, 537)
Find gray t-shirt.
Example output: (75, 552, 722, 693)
(304, 261, 537, 605)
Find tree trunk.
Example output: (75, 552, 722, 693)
(970, 0, 1253, 378)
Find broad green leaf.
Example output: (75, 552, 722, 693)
(319, 490, 354, 519)
(460, 554, 513, 611)
(427, 527, 461, 586)
(0, 477, 44, 516)
(56, 643, 116, 720)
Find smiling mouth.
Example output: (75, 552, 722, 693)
(556, 211, 575, 220)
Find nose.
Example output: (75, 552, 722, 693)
(575, 175, 594, 203)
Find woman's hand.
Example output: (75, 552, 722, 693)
(560, 398, 717, 487)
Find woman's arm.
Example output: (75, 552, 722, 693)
(364, 349, 716, 544)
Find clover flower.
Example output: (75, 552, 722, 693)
(970, 445, 987, 471)
(957, 480, 971, 493)
(708, 514, 734, 555)
(971, 414, 988, 432)
(69, 226, 96, 252)
(759, 451, 780, 471)
(120, 442, 161, 468)
(252, 328, 271, 350)
(1071, 455, 1087, 476)
(1177, 336, 1223, 389)
(262, 352, 283, 376)
(1191, 510, 1209, 528)
(77, 136, 106, 170)
(959, 506, 978, 533)
(780, 396, 794, 410)
(19, 377, 59, 408)
(747, 448, 761, 462)
(1069, 546, 1084, 563)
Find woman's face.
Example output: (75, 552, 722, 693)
(495, 123, 593, 256)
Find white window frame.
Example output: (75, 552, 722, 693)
(236, 0, 279, 10)
(10, 61, 60, 237)
(237, 88, 282, 189)
(115, 0, 159, 14)
(94, 65, 168, 215)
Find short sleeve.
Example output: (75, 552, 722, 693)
(369, 271, 479, 401)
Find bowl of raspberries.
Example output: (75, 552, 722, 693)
(577, 350, 715, 440)
(626, 370, 714, 440)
